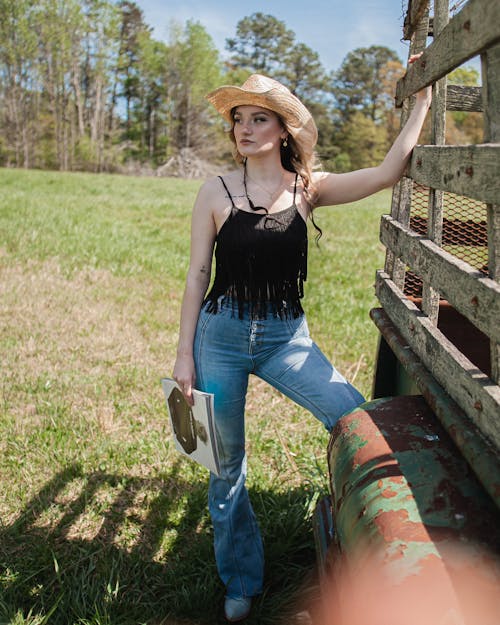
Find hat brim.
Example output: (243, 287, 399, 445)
(206, 85, 318, 148)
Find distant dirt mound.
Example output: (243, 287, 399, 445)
(156, 148, 225, 179)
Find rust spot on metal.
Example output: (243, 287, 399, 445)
(381, 486, 398, 498)
(374, 509, 430, 543)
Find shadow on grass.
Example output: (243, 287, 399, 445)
(0, 463, 319, 625)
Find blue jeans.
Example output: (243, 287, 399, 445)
(193, 298, 365, 598)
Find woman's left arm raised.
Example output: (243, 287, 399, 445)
(314, 85, 431, 208)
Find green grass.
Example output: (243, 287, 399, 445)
(0, 168, 392, 624)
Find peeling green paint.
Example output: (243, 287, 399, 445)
(382, 541, 442, 582)
(326, 397, 500, 586)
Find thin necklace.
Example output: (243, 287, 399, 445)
(242, 162, 298, 220)
(245, 162, 286, 200)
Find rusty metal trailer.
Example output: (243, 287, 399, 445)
(314, 1, 500, 623)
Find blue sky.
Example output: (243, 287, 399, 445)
(134, 0, 411, 73)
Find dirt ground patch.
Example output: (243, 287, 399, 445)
(1, 259, 178, 434)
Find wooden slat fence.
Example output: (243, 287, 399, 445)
(378, 0, 500, 454)
(396, 0, 500, 106)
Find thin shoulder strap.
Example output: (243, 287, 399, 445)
(292, 173, 299, 203)
(218, 176, 236, 208)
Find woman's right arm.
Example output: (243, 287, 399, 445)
(173, 180, 217, 405)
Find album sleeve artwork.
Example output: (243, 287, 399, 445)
(161, 378, 220, 475)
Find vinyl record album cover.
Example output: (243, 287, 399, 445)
(161, 378, 220, 476)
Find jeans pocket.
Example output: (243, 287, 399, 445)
(198, 307, 213, 333)
(286, 313, 309, 339)
(194, 309, 214, 358)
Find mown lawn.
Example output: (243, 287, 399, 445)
(0, 167, 391, 625)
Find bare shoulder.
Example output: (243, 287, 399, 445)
(192, 171, 241, 235)
(196, 170, 239, 203)
(191, 177, 224, 220)
(196, 175, 222, 201)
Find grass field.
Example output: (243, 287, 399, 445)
(0, 167, 392, 625)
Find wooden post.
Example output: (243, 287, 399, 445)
(422, 0, 449, 323)
(481, 43, 500, 383)
(385, 8, 430, 288)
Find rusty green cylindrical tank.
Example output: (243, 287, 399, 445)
(317, 395, 500, 625)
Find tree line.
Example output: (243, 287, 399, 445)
(0, 1, 481, 175)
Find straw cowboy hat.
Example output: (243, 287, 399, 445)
(206, 74, 318, 158)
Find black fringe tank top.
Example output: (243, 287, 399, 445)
(204, 174, 308, 319)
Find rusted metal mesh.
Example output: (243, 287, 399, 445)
(404, 183, 488, 297)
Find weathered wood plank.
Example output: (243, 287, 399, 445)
(447, 85, 483, 112)
(482, 43, 500, 383)
(423, 0, 448, 323)
(410, 144, 500, 204)
(380, 214, 500, 343)
(396, 0, 500, 105)
(387, 177, 413, 287)
(386, 15, 429, 286)
(403, 0, 431, 40)
(375, 271, 500, 446)
(422, 184, 443, 322)
(482, 43, 500, 143)
(488, 203, 500, 383)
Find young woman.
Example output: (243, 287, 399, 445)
(173, 71, 431, 622)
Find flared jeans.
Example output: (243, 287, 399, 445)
(193, 299, 365, 599)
